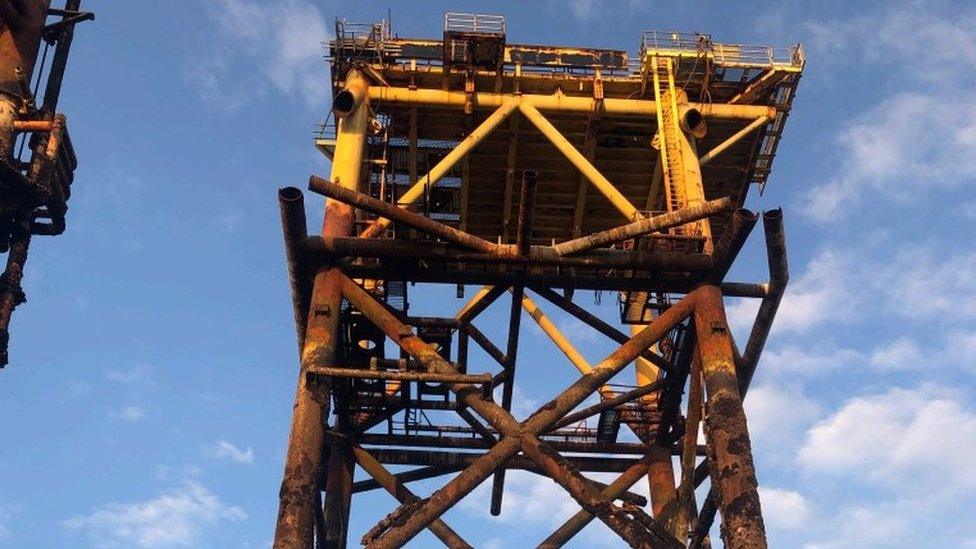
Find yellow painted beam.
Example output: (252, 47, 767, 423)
(518, 101, 643, 221)
(367, 86, 776, 120)
(360, 100, 519, 238)
(698, 115, 770, 167)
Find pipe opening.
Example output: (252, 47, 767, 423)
(682, 108, 707, 139)
(332, 89, 358, 118)
(278, 186, 303, 203)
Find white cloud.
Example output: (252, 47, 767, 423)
(758, 487, 812, 531)
(64, 481, 246, 548)
(727, 249, 857, 334)
(869, 337, 922, 370)
(109, 405, 146, 423)
(798, 385, 976, 494)
(746, 383, 820, 446)
(799, 3, 976, 221)
(193, 0, 329, 108)
(205, 440, 255, 465)
(802, 92, 976, 220)
(759, 345, 863, 376)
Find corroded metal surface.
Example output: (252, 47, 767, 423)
(275, 12, 800, 547)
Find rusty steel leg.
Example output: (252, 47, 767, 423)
(322, 433, 355, 549)
(352, 444, 472, 549)
(676, 347, 704, 543)
(274, 68, 369, 548)
(693, 284, 766, 549)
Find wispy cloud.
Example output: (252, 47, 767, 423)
(799, 4, 976, 221)
(798, 385, 976, 494)
(64, 481, 246, 548)
(189, 0, 329, 109)
(204, 440, 254, 465)
(108, 405, 146, 423)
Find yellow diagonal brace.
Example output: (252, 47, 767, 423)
(517, 101, 643, 221)
(361, 99, 520, 238)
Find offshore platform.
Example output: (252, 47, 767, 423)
(0, 1, 91, 367)
(275, 13, 802, 548)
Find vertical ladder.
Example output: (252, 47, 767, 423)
(651, 55, 688, 232)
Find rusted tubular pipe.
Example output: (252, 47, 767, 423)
(351, 445, 473, 549)
(490, 283, 527, 515)
(552, 197, 733, 256)
(711, 208, 759, 280)
(721, 281, 769, 298)
(358, 433, 687, 456)
(12, 119, 54, 132)
(352, 466, 464, 494)
(308, 236, 714, 271)
(464, 323, 507, 366)
(279, 187, 310, 350)
(549, 378, 667, 432)
(520, 434, 683, 548)
(307, 175, 497, 253)
(308, 366, 490, 385)
(367, 447, 651, 474)
(698, 116, 770, 166)
(694, 285, 767, 549)
(344, 275, 697, 547)
(738, 209, 788, 392)
(515, 170, 538, 255)
(274, 68, 368, 549)
(538, 455, 655, 548)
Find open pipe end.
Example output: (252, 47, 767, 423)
(278, 186, 304, 203)
(331, 78, 367, 118)
(681, 108, 707, 139)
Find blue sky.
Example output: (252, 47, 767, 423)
(1, 0, 975, 547)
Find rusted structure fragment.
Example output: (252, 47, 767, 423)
(0, 1, 92, 368)
(274, 12, 803, 548)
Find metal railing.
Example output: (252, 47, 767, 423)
(444, 12, 505, 34)
(640, 30, 803, 70)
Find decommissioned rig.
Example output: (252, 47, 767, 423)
(275, 13, 802, 548)
(0, 1, 91, 367)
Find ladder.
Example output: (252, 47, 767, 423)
(650, 56, 689, 235)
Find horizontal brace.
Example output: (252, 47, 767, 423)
(308, 366, 491, 385)
(308, 175, 497, 253)
(335, 261, 764, 294)
(552, 197, 733, 256)
(306, 236, 715, 271)
(368, 87, 777, 120)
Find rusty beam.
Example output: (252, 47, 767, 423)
(351, 444, 472, 548)
(308, 236, 714, 272)
(308, 175, 497, 254)
(274, 69, 368, 549)
(342, 273, 696, 547)
(693, 285, 766, 549)
(553, 197, 733, 257)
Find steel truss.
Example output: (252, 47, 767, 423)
(274, 19, 796, 546)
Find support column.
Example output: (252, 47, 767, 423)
(274, 69, 369, 548)
(693, 285, 766, 549)
(632, 324, 679, 533)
